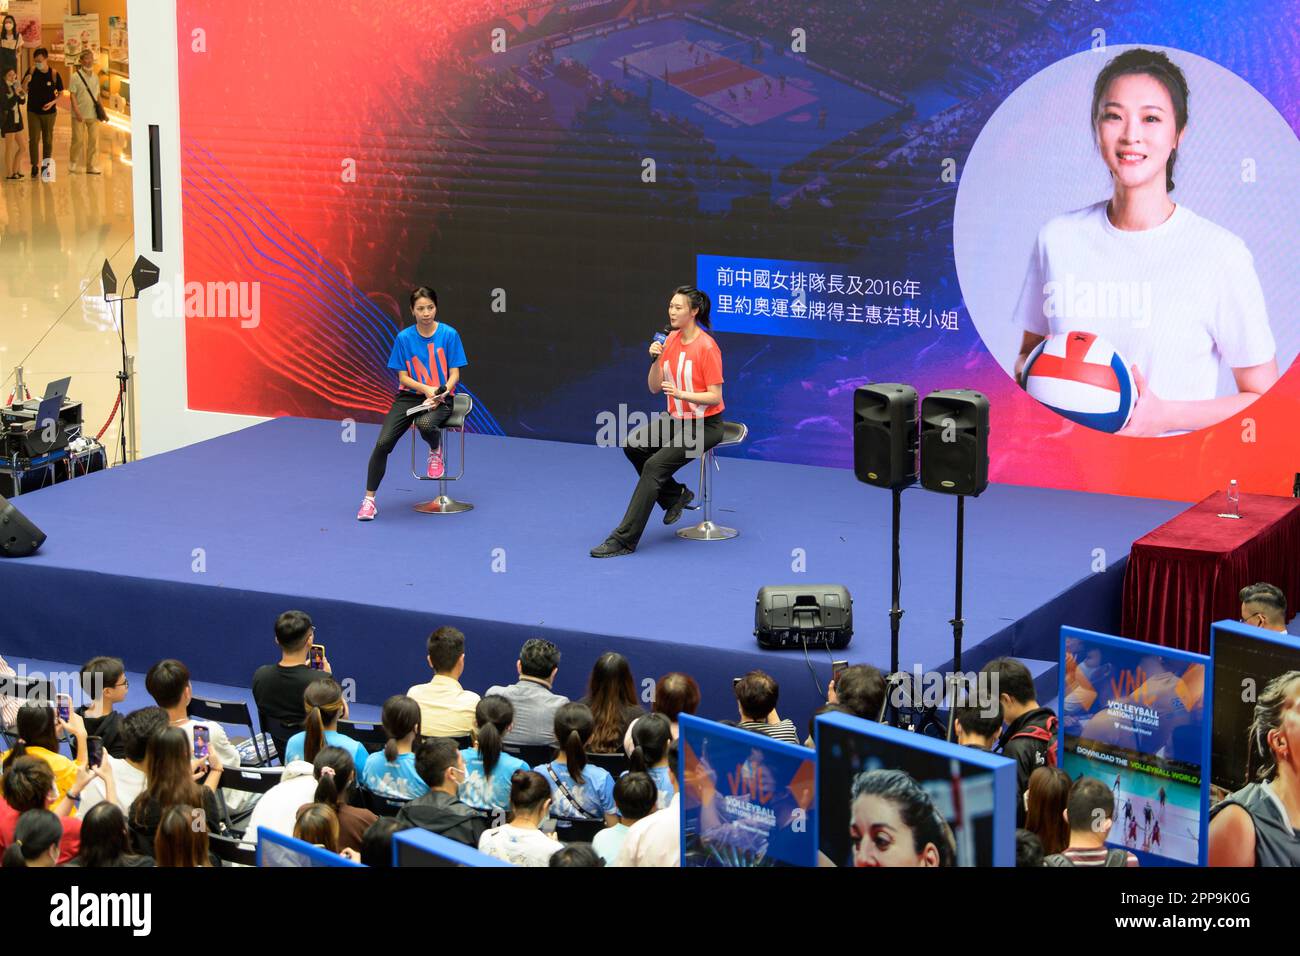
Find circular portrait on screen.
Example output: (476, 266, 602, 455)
(954, 45, 1300, 437)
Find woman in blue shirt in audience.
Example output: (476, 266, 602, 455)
(626, 712, 675, 811)
(535, 702, 618, 829)
(284, 678, 369, 772)
(362, 695, 428, 800)
(460, 696, 529, 815)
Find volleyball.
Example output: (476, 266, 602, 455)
(1019, 331, 1136, 433)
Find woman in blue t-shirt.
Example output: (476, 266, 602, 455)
(459, 696, 529, 815)
(357, 286, 469, 521)
(625, 712, 675, 811)
(535, 703, 617, 829)
(362, 694, 428, 801)
(283, 677, 369, 772)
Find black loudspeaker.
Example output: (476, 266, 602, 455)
(853, 384, 918, 489)
(920, 389, 990, 496)
(755, 584, 853, 650)
(0, 495, 46, 557)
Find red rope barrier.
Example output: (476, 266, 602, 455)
(96, 383, 125, 442)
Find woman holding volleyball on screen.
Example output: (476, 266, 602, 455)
(1013, 48, 1278, 437)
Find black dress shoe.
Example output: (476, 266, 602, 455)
(663, 487, 694, 525)
(590, 536, 634, 558)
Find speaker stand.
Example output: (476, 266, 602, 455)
(950, 495, 966, 676)
(888, 485, 903, 676)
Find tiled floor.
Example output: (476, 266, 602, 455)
(0, 114, 139, 466)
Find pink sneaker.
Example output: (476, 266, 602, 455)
(427, 449, 444, 479)
(357, 496, 377, 521)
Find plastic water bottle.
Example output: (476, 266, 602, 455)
(1227, 479, 1240, 518)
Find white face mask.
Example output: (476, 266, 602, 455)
(37, 63, 49, 73)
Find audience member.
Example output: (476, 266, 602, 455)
(460, 696, 529, 814)
(242, 751, 318, 844)
(78, 706, 169, 813)
(252, 610, 330, 754)
(0, 653, 19, 727)
(0, 756, 88, 863)
(154, 804, 214, 867)
(982, 657, 1057, 825)
(830, 664, 886, 721)
(581, 652, 644, 753)
(1015, 827, 1044, 867)
(477, 769, 561, 866)
(127, 727, 223, 855)
(294, 802, 359, 861)
(69, 802, 151, 867)
(283, 677, 368, 770)
(23, 47, 61, 176)
(395, 737, 487, 847)
(535, 703, 617, 828)
(361, 694, 427, 800)
(734, 671, 800, 744)
(627, 712, 675, 810)
(407, 627, 479, 737)
(953, 697, 1003, 751)
(485, 638, 568, 747)
(1240, 583, 1289, 633)
(805, 702, 852, 748)
(360, 817, 408, 867)
(550, 843, 605, 867)
(623, 672, 699, 755)
(1042, 777, 1138, 867)
(76, 656, 130, 759)
(145, 659, 241, 770)
(2, 703, 87, 802)
(592, 771, 656, 865)
(2, 809, 62, 868)
(1024, 766, 1071, 857)
(312, 747, 376, 854)
(613, 741, 681, 866)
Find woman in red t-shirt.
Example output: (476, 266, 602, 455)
(591, 286, 726, 558)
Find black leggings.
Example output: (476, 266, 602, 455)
(366, 391, 453, 491)
(611, 413, 724, 548)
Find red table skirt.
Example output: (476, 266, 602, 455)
(1121, 492, 1300, 654)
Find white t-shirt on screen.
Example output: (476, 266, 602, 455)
(1013, 201, 1275, 405)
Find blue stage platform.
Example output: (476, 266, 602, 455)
(0, 418, 1184, 726)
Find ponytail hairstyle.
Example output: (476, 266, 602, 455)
(312, 745, 356, 809)
(508, 769, 551, 817)
(302, 677, 346, 763)
(2, 704, 59, 771)
(473, 695, 514, 779)
(0, 756, 56, 813)
(154, 805, 209, 867)
(1247, 671, 1300, 783)
(673, 285, 711, 330)
(629, 712, 673, 773)
(294, 803, 341, 854)
(2, 809, 62, 868)
(1090, 48, 1189, 193)
(553, 702, 594, 785)
(381, 694, 421, 763)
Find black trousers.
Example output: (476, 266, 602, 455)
(612, 413, 724, 548)
(366, 390, 453, 491)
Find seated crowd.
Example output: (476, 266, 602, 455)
(21, 591, 1258, 868)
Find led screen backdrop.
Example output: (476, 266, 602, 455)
(177, 0, 1300, 498)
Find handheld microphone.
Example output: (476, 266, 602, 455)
(653, 325, 670, 348)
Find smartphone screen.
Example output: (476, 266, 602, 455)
(86, 736, 104, 769)
(833, 660, 849, 680)
(56, 694, 72, 722)
(310, 644, 326, 670)
(193, 724, 210, 760)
